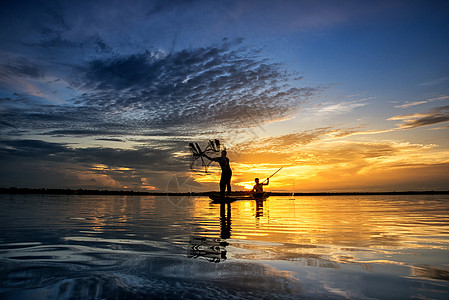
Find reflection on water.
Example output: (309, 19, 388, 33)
(188, 236, 228, 263)
(220, 202, 232, 239)
(0, 194, 449, 299)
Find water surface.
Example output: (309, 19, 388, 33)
(0, 194, 448, 299)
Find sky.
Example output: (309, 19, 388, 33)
(0, 0, 448, 193)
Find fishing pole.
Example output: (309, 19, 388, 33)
(262, 167, 283, 183)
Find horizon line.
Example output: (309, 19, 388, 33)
(1, 187, 448, 196)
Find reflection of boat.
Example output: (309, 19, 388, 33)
(250, 192, 270, 201)
(209, 193, 269, 203)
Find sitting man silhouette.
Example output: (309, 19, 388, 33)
(251, 177, 269, 199)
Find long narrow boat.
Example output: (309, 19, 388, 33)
(209, 193, 269, 203)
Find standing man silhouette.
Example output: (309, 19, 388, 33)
(204, 150, 232, 196)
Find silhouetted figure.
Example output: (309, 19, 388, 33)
(251, 177, 269, 198)
(204, 150, 232, 196)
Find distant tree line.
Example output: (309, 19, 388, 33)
(0, 187, 448, 196)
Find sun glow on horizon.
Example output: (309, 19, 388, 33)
(189, 134, 449, 193)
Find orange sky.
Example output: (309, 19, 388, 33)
(192, 119, 449, 192)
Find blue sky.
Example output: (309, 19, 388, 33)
(1, 0, 448, 191)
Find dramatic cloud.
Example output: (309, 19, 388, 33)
(0, 8, 318, 191)
(0, 40, 316, 139)
(75, 41, 314, 129)
(1, 1, 319, 140)
(389, 105, 449, 129)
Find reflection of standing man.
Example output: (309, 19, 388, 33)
(204, 150, 232, 196)
(220, 202, 231, 239)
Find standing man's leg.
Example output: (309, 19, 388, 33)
(220, 175, 226, 195)
(226, 172, 232, 195)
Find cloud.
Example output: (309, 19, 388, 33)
(0, 139, 69, 158)
(233, 128, 333, 154)
(304, 103, 449, 138)
(430, 125, 449, 130)
(1, 1, 343, 142)
(388, 105, 449, 129)
(0, 138, 190, 190)
(76, 41, 314, 128)
(0, 57, 44, 79)
(1, 40, 317, 139)
(331, 104, 449, 136)
(95, 138, 125, 142)
(419, 76, 449, 87)
(394, 95, 449, 109)
(309, 98, 369, 115)
(394, 101, 428, 109)
(233, 130, 407, 167)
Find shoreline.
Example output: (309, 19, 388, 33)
(1, 187, 448, 196)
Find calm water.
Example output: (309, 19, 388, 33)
(0, 194, 448, 299)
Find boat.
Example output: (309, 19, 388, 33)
(209, 193, 269, 203)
